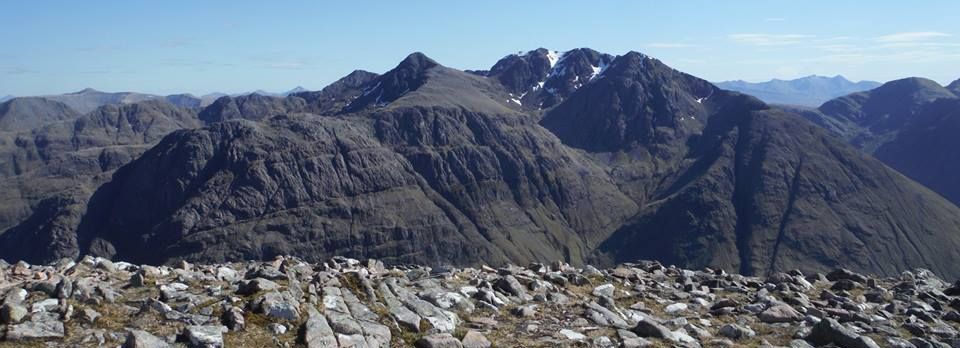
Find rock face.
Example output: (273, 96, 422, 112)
(2, 256, 957, 347)
(0, 100, 201, 264)
(2, 49, 960, 281)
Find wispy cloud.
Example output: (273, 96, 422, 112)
(876, 31, 951, 43)
(3, 67, 38, 75)
(76, 45, 126, 53)
(265, 60, 311, 69)
(729, 33, 813, 46)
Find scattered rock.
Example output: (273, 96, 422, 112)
(632, 319, 676, 341)
(124, 329, 172, 348)
(461, 330, 492, 348)
(6, 320, 65, 340)
(719, 323, 756, 339)
(1, 303, 28, 324)
(183, 325, 225, 348)
(759, 304, 803, 323)
(416, 333, 464, 348)
(806, 318, 880, 348)
(559, 329, 587, 340)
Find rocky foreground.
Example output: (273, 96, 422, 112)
(1, 257, 959, 348)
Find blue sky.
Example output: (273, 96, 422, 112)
(2, 1, 958, 96)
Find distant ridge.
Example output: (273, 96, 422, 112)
(715, 75, 881, 107)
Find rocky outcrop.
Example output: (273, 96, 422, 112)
(2, 256, 959, 347)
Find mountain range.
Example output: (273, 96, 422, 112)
(715, 75, 882, 107)
(2, 48, 959, 280)
(11, 87, 311, 114)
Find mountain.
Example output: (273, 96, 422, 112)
(39, 88, 204, 113)
(715, 75, 882, 107)
(2, 50, 960, 280)
(817, 77, 956, 151)
(0, 95, 13, 103)
(0, 97, 80, 132)
(797, 77, 960, 205)
(200, 93, 229, 107)
(284, 86, 308, 95)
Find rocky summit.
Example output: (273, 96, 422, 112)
(2, 256, 960, 347)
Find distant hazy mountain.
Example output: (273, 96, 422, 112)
(0, 95, 13, 103)
(40, 88, 203, 113)
(715, 75, 882, 107)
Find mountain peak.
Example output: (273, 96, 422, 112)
(872, 77, 953, 100)
(398, 52, 439, 70)
(948, 78, 960, 95)
(73, 88, 102, 94)
(342, 52, 442, 112)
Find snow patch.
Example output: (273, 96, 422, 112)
(546, 50, 562, 68)
(589, 60, 610, 80)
